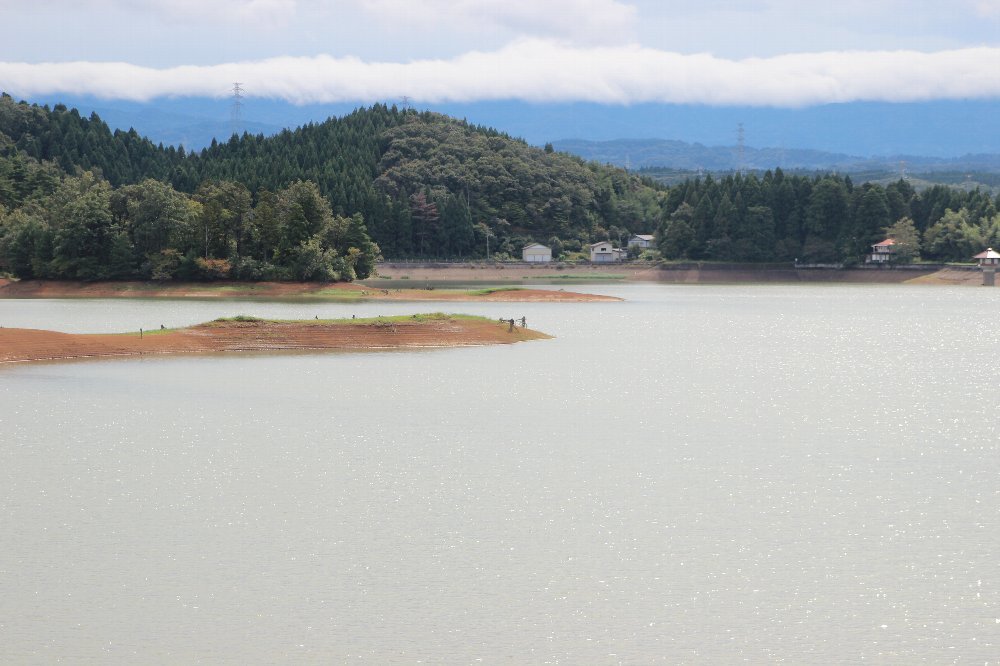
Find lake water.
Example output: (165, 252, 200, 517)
(2, 284, 999, 663)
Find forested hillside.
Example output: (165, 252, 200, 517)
(656, 171, 1000, 263)
(0, 94, 664, 279)
(2, 93, 1000, 282)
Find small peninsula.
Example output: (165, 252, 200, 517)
(0, 314, 551, 365)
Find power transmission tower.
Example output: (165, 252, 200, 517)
(231, 82, 245, 137)
(737, 122, 746, 176)
(400, 95, 411, 111)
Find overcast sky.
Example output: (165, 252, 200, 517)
(2, 0, 1000, 105)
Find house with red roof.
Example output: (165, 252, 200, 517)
(867, 238, 895, 264)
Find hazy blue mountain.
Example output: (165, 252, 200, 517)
(20, 94, 1000, 159)
(553, 138, 864, 171)
(92, 106, 281, 150)
(30, 97, 284, 149)
(453, 100, 1000, 158)
(24, 95, 366, 149)
(555, 138, 1000, 174)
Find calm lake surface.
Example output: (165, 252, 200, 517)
(2, 284, 999, 663)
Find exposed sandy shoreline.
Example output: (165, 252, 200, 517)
(0, 279, 619, 301)
(0, 265, 984, 298)
(902, 268, 990, 286)
(375, 262, 972, 284)
(0, 315, 551, 365)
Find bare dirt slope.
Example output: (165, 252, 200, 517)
(903, 268, 984, 286)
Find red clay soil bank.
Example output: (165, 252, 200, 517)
(0, 280, 618, 302)
(0, 317, 552, 365)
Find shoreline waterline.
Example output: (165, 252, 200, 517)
(0, 278, 621, 301)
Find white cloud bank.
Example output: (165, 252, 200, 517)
(3, 41, 1000, 107)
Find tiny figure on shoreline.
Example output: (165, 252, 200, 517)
(520, 316, 527, 328)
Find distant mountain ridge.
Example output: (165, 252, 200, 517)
(21, 95, 1000, 159)
(91, 105, 281, 150)
(553, 138, 1000, 174)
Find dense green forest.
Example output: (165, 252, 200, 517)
(2, 93, 1000, 281)
(0, 94, 663, 280)
(656, 171, 1000, 263)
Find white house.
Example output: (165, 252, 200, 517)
(522, 243, 552, 263)
(867, 238, 895, 263)
(628, 234, 655, 249)
(590, 241, 619, 263)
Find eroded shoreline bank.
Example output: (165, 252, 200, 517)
(374, 263, 975, 285)
(0, 265, 984, 299)
(0, 279, 619, 301)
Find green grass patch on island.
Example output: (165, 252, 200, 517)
(206, 313, 492, 326)
(213, 314, 264, 322)
(464, 287, 524, 295)
(538, 273, 627, 280)
(312, 288, 365, 299)
(134, 326, 181, 335)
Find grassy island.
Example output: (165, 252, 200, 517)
(0, 314, 552, 365)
